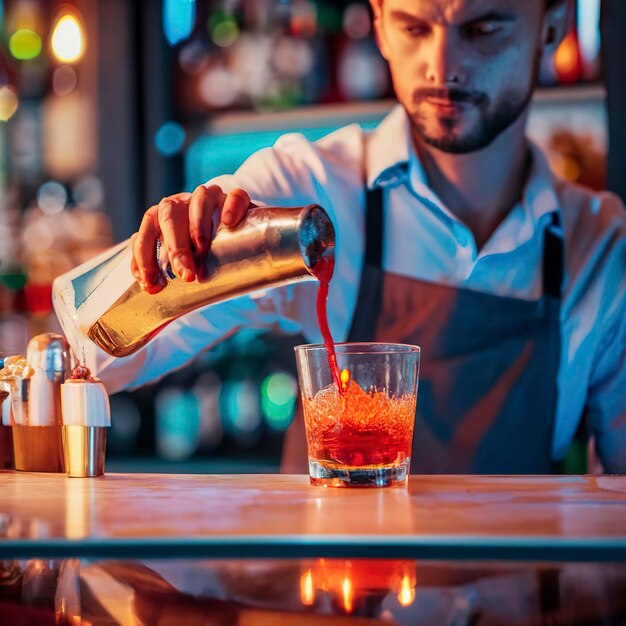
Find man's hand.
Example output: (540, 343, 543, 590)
(130, 185, 252, 293)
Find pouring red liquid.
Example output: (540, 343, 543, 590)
(312, 255, 344, 394)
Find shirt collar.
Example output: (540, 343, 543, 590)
(523, 140, 561, 225)
(366, 103, 411, 189)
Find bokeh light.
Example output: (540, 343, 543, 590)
(554, 31, 582, 84)
(193, 371, 224, 450)
(9, 29, 42, 60)
(51, 13, 85, 63)
(198, 66, 240, 107)
(163, 0, 196, 46)
(178, 39, 208, 75)
(261, 371, 297, 430)
(0, 86, 19, 121)
(220, 379, 261, 446)
(52, 65, 78, 96)
(73, 175, 104, 210)
(343, 4, 371, 40)
(155, 388, 201, 461)
(208, 11, 240, 48)
(154, 121, 186, 156)
(211, 17, 239, 48)
(37, 181, 67, 214)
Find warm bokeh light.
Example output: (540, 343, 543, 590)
(342, 575, 353, 614)
(0, 86, 19, 121)
(300, 569, 315, 606)
(9, 29, 42, 60)
(554, 30, 582, 84)
(53, 65, 78, 96)
(397, 574, 416, 607)
(51, 13, 85, 63)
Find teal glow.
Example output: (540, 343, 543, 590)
(264, 372, 296, 406)
(577, 0, 600, 65)
(220, 380, 261, 436)
(155, 121, 185, 156)
(163, 0, 196, 46)
(184, 120, 382, 190)
(155, 389, 201, 460)
(261, 372, 297, 431)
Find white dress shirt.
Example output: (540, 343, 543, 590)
(69, 105, 626, 471)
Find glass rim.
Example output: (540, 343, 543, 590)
(294, 342, 420, 355)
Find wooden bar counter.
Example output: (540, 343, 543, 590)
(1, 472, 626, 561)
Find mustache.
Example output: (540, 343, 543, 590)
(414, 88, 489, 107)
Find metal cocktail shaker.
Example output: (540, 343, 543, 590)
(61, 369, 111, 477)
(53, 204, 335, 357)
(11, 334, 70, 472)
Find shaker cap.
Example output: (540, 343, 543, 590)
(26, 333, 70, 375)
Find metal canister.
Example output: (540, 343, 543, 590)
(11, 333, 70, 473)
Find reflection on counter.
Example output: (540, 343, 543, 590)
(1, 557, 626, 625)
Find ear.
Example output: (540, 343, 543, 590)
(370, 0, 390, 61)
(542, 0, 573, 52)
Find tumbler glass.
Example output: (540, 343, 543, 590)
(295, 343, 420, 487)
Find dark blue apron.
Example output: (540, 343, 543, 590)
(281, 187, 564, 475)
(347, 187, 564, 474)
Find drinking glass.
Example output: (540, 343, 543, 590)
(295, 342, 420, 487)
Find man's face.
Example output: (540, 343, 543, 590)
(373, 0, 551, 153)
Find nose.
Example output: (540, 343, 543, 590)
(424, 28, 465, 86)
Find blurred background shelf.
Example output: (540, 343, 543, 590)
(0, 0, 619, 473)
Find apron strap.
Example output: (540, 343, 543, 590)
(542, 211, 564, 299)
(363, 187, 384, 268)
(347, 187, 385, 341)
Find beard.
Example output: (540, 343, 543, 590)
(408, 84, 533, 154)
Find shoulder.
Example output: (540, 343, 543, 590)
(557, 179, 626, 268)
(557, 179, 626, 321)
(215, 124, 365, 206)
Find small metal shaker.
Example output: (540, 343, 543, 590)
(61, 370, 110, 477)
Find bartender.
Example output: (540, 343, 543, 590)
(65, 0, 626, 473)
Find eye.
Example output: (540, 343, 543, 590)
(465, 22, 501, 38)
(405, 24, 431, 38)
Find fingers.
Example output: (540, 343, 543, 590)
(131, 206, 166, 294)
(221, 188, 251, 227)
(133, 185, 253, 294)
(189, 185, 225, 254)
(158, 195, 196, 282)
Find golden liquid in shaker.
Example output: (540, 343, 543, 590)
(13, 425, 65, 473)
(84, 205, 335, 357)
